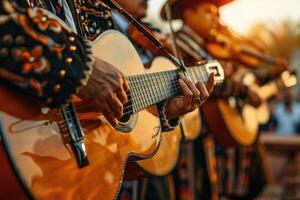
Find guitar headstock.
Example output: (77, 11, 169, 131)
(281, 70, 297, 88)
(204, 60, 225, 85)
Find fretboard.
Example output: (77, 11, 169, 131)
(127, 65, 209, 114)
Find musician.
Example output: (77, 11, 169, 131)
(0, 0, 214, 132)
(108, 0, 216, 199)
(159, 0, 268, 199)
(161, 0, 263, 107)
(0, 0, 128, 126)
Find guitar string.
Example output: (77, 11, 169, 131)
(77, 67, 208, 110)
(60, 65, 214, 131)
(77, 69, 208, 115)
(78, 79, 204, 117)
(77, 71, 206, 113)
(126, 67, 207, 84)
(125, 68, 208, 107)
(125, 67, 208, 101)
(77, 69, 205, 111)
(74, 80, 206, 129)
(77, 81, 182, 113)
(76, 83, 181, 117)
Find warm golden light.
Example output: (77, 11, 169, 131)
(146, 0, 300, 35)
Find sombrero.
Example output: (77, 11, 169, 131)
(161, 0, 233, 20)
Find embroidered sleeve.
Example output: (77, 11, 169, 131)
(0, 1, 93, 108)
(74, 0, 115, 39)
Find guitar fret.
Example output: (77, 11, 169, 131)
(134, 76, 141, 112)
(141, 75, 148, 109)
(146, 73, 156, 108)
(144, 74, 150, 107)
(146, 74, 155, 107)
(162, 73, 169, 100)
(152, 73, 159, 103)
(130, 77, 139, 112)
(146, 73, 154, 107)
(199, 67, 206, 82)
(195, 67, 202, 82)
(140, 75, 147, 110)
(157, 73, 165, 102)
(165, 72, 171, 98)
(128, 78, 134, 112)
(126, 63, 215, 114)
(203, 67, 209, 81)
(191, 68, 197, 84)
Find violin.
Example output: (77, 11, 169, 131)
(127, 23, 170, 55)
(204, 25, 287, 70)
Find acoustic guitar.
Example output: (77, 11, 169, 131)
(134, 56, 223, 177)
(128, 23, 212, 142)
(202, 70, 297, 147)
(126, 25, 222, 176)
(0, 30, 224, 199)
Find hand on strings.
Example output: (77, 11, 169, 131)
(164, 73, 215, 120)
(77, 57, 128, 126)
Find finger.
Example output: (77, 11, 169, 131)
(122, 77, 129, 92)
(117, 89, 128, 105)
(179, 75, 200, 97)
(196, 81, 209, 102)
(180, 95, 197, 113)
(106, 75, 128, 104)
(114, 72, 129, 92)
(205, 73, 215, 95)
(107, 93, 124, 119)
(95, 99, 118, 126)
(179, 79, 193, 96)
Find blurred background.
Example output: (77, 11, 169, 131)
(145, 0, 300, 134)
(145, 1, 300, 199)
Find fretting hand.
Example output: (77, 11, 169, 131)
(165, 73, 215, 120)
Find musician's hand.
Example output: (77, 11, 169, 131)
(77, 57, 128, 126)
(164, 73, 215, 120)
(247, 87, 262, 108)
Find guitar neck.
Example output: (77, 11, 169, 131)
(127, 61, 222, 114)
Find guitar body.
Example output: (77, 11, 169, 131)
(242, 103, 270, 124)
(0, 30, 161, 199)
(202, 99, 258, 147)
(202, 70, 297, 147)
(182, 109, 202, 140)
(136, 57, 202, 176)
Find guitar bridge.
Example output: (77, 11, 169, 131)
(58, 103, 89, 168)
